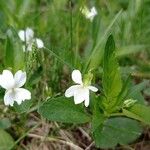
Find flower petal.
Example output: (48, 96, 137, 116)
(14, 88, 31, 105)
(84, 90, 90, 107)
(25, 28, 34, 42)
(65, 85, 80, 97)
(91, 7, 97, 16)
(18, 30, 25, 41)
(86, 7, 97, 21)
(4, 90, 15, 106)
(71, 70, 83, 84)
(74, 87, 89, 105)
(4, 88, 31, 106)
(0, 70, 15, 90)
(14, 70, 26, 88)
(88, 86, 98, 92)
(36, 38, 44, 48)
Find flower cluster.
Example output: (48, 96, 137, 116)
(18, 27, 44, 51)
(80, 6, 97, 21)
(0, 70, 31, 106)
(0, 69, 97, 107)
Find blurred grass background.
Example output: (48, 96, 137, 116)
(0, 0, 150, 149)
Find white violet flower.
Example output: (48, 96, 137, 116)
(18, 27, 44, 51)
(0, 70, 31, 106)
(65, 70, 98, 107)
(80, 6, 97, 21)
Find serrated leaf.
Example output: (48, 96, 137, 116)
(123, 104, 150, 125)
(102, 35, 122, 111)
(38, 97, 91, 124)
(13, 100, 32, 114)
(103, 35, 122, 98)
(5, 27, 24, 71)
(92, 98, 106, 145)
(0, 129, 14, 150)
(94, 117, 142, 149)
(91, 97, 105, 132)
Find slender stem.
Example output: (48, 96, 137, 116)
(70, 0, 73, 52)
(44, 46, 74, 69)
(110, 113, 125, 117)
(9, 122, 41, 150)
(28, 133, 83, 150)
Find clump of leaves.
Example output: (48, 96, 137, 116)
(39, 35, 150, 149)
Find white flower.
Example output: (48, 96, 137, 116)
(18, 27, 44, 51)
(0, 70, 31, 106)
(80, 6, 97, 21)
(65, 70, 98, 107)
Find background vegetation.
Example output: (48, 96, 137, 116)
(0, 0, 150, 149)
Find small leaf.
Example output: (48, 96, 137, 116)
(13, 100, 32, 114)
(92, 98, 106, 145)
(123, 104, 150, 125)
(0, 118, 11, 129)
(0, 129, 14, 150)
(94, 117, 142, 149)
(38, 97, 91, 124)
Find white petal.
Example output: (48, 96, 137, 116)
(18, 30, 25, 41)
(84, 90, 90, 107)
(0, 70, 15, 90)
(4, 88, 31, 106)
(74, 87, 89, 105)
(65, 85, 81, 97)
(86, 7, 97, 21)
(91, 7, 97, 16)
(14, 70, 26, 88)
(4, 90, 15, 106)
(14, 88, 31, 105)
(71, 70, 83, 84)
(25, 28, 34, 42)
(88, 86, 98, 92)
(36, 38, 44, 48)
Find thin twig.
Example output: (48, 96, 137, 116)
(78, 127, 91, 141)
(85, 141, 94, 150)
(54, 122, 71, 142)
(9, 122, 42, 150)
(28, 133, 83, 150)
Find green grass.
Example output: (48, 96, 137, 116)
(0, 0, 150, 149)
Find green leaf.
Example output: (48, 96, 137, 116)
(92, 98, 106, 146)
(94, 117, 142, 149)
(0, 129, 14, 150)
(92, 97, 105, 132)
(86, 10, 122, 71)
(13, 100, 32, 114)
(5, 27, 24, 72)
(116, 45, 147, 57)
(0, 118, 11, 129)
(102, 35, 122, 111)
(38, 97, 91, 124)
(123, 104, 150, 125)
(126, 80, 148, 104)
